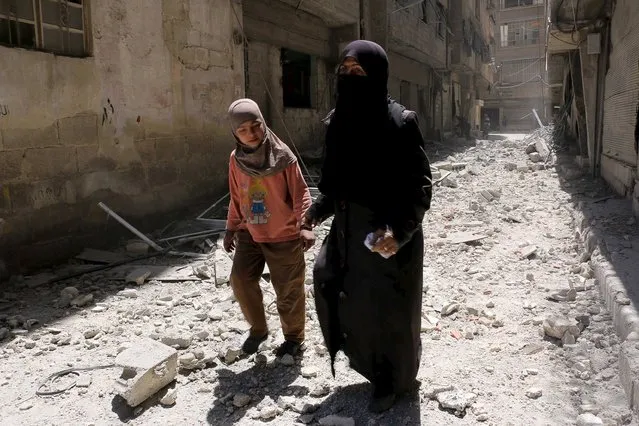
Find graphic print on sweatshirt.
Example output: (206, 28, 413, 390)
(243, 178, 270, 225)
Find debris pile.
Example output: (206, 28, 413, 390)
(522, 126, 553, 163)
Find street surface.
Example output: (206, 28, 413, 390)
(0, 134, 635, 425)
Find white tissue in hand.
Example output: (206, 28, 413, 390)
(364, 233, 392, 259)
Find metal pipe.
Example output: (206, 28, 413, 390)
(98, 202, 164, 251)
(158, 229, 221, 243)
(532, 108, 544, 127)
(196, 193, 230, 219)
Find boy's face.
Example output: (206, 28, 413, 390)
(235, 120, 265, 147)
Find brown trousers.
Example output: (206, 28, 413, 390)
(230, 231, 306, 343)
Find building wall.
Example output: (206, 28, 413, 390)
(243, 0, 341, 154)
(448, 0, 496, 132)
(0, 0, 244, 272)
(387, 0, 450, 137)
(600, 0, 639, 206)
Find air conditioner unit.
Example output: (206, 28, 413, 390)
(587, 33, 601, 55)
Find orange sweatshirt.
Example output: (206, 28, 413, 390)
(226, 152, 312, 243)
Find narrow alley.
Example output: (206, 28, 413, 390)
(0, 133, 635, 426)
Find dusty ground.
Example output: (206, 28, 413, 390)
(0, 134, 637, 426)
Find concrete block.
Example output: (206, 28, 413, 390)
(148, 164, 178, 186)
(28, 180, 72, 210)
(57, 114, 98, 146)
(2, 124, 59, 149)
(77, 146, 117, 173)
(22, 146, 77, 179)
(134, 140, 156, 163)
(155, 137, 185, 162)
(0, 150, 24, 181)
(616, 306, 636, 338)
(620, 341, 639, 409)
(114, 338, 178, 407)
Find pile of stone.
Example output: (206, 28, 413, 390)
(523, 129, 552, 164)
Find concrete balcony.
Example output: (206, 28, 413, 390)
(276, 0, 359, 27)
(389, 6, 448, 69)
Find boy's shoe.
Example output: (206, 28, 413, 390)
(242, 334, 268, 355)
(275, 340, 305, 357)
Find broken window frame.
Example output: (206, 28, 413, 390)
(436, 2, 446, 40)
(0, 0, 89, 57)
(500, 19, 540, 47)
(500, 57, 541, 84)
(281, 48, 315, 110)
(500, 0, 543, 9)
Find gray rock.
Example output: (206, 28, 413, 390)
(441, 303, 460, 316)
(529, 152, 542, 163)
(525, 387, 543, 399)
(76, 374, 92, 388)
(160, 387, 178, 406)
(233, 393, 251, 408)
(0, 327, 11, 340)
(576, 413, 604, 426)
(224, 347, 241, 364)
(301, 366, 319, 378)
(543, 317, 580, 340)
(118, 289, 139, 298)
(84, 328, 100, 339)
(423, 383, 454, 399)
(280, 354, 295, 366)
(436, 391, 476, 413)
(161, 331, 192, 349)
(310, 383, 331, 397)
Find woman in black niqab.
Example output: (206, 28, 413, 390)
(304, 40, 433, 413)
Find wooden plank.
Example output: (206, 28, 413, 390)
(76, 248, 133, 264)
(105, 265, 197, 282)
(446, 232, 488, 245)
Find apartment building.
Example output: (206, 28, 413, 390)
(485, 0, 550, 131)
(448, 0, 497, 135)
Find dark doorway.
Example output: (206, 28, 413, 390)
(481, 107, 499, 131)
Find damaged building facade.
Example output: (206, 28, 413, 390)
(0, 0, 245, 274)
(448, 0, 497, 136)
(0, 0, 494, 274)
(546, 0, 639, 214)
(485, 0, 551, 132)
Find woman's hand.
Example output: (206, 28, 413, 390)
(223, 230, 237, 253)
(371, 228, 399, 257)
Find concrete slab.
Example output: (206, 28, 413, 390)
(114, 338, 178, 407)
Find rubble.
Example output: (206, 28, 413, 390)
(543, 316, 581, 341)
(233, 393, 251, 408)
(0, 135, 634, 425)
(160, 386, 178, 406)
(436, 391, 477, 415)
(525, 388, 543, 399)
(113, 338, 178, 407)
(576, 413, 604, 426)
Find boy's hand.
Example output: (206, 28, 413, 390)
(223, 230, 237, 252)
(300, 229, 315, 251)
